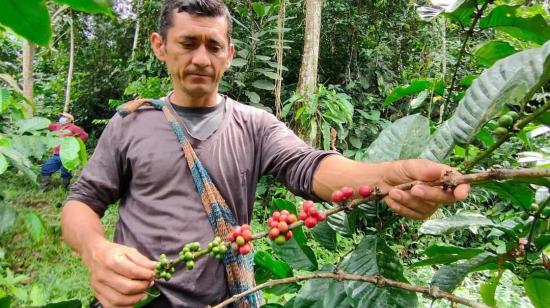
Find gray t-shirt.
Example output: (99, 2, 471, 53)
(67, 97, 336, 307)
(170, 95, 225, 141)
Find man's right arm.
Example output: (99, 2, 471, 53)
(62, 200, 156, 307)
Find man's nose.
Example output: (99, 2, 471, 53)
(191, 45, 211, 68)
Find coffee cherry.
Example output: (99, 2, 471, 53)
(302, 200, 314, 211)
(359, 185, 373, 198)
(317, 212, 327, 222)
(298, 211, 308, 220)
(279, 214, 289, 223)
(219, 244, 227, 254)
(331, 190, 345, 202)
(288, 214, 298, 224)
(269, 228, 280, 239)
(498, 115, 514, 128)
(239, 243, 251, 255)
(284, 230, 293, 240)
(241, 224, 251, 231)
(236, 236, 245, 246)
(274, 235, 286, 245)
(304, 217, 317, 228)
(281, 210, 290, 216)
(190, 242, 200, 251)
(228, 232, 235, 242)
(278, 221, 289, 233)
(269, 219, 279, 228)
(212, 246, 220, 254)
(242, 229, 253, 241)
(494, 127, 508, 136)
(272, 211, 281, 221)
(341, 187, 354, 198)
(308, 206, 318, 217)
(507, 111, 519, 121)
(186, 260, 195, 270)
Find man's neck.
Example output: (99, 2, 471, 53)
(170, 89, 221, 108)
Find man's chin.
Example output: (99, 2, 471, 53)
(181, 85, 215, 97)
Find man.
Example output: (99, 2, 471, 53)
(41, 112, 88, 190)
(61, 1, 469, 307)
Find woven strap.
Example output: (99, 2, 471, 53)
(117, 98, 262, 308)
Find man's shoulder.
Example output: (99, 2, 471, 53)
(227, 97, 278, 124)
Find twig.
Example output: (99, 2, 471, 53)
(444, 1, 492, 105)
(526, 198, 550, 253)
(464, 100, 550, 171)
(209, 271, 491, 308)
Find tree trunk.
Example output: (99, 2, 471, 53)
(274, 0, 286, 118)
(131, 0, 143, 59)
(297, 0, 322, 97)
(22, 41, 34, 104)
(63, 13, 75, 113)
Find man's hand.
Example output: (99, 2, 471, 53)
(82, 239, 156, 308)
(380, 159, 469, 220)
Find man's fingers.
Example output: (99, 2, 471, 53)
(95, 282, 147, 308)
(125, 248, 157, 270)
(384, 197, 425, 220)
(102, 272, 152, 296)
(454, 184, 470, 200)
(388, 189, 439, 216)
(410, 185, 457, 205)
(107, 252, 155, 281)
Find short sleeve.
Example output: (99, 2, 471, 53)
(258, 112, 339, 200)
(66, 115, 128, 217)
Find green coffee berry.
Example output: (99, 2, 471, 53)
(186, 260, 195, 270)
(498, 115, 514, 128)
(494, 126, 508, 136)
(506, 111, 519, 121)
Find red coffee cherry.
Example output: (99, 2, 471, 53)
(269, 228, 280, 240)
(359, 185, 373, 198)
(288, 214, 298, 224)
(242, 229, 253, 242)
(285, 230, 293, 240)
(331, 190, 345, 202)
(341, 187, 354, 198)
(239, 243, 251, 255)
(317, 212, 327, 222)
(298, 211, 308, 220)
(278, 221, 289, 233)
(304, 217, 318, 228)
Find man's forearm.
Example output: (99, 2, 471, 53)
(312, 155, 391, 201)
(61, 200, 107, 261)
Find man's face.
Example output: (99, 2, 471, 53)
(151, 11, 234, 98)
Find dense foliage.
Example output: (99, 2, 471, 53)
(1, 0, 549, 307)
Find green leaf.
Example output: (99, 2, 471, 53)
(0, 0, 51, 45)
(480, 5, 550, 45)
(0, 246, 4, 260)
(0, 296, 12, 308)
(0, 146, 37, 184)
(231, 58, 247, 67)
(0, 153, 7, 174)
(525, 269, 550, 308)
(54, 0, 113, 16)
(0, 205, 16, 236)
(16, 117, 50, 134)
(384, 79, 445, 106)
(322, 280, 351, 308)
(480, 271, 503, 306)
(431, 252, 497, 292)
(311, 221, 337, 251)
(134, 287, 160, 308)
(341, 235, 418, 307)
(411, 245, 483, 267)
(251, 2, 266, 18)
(366, 114, 430, 162)
(77, 137, 88, 166)
(477, 181, 533, 209)
(445, 0, 476, 26)
(419, 212, 494, 235)
(24, 210, 47, 242)
(254, 251, 293, 279)
(271, 238, 317, 271)
(11, 135, 48, 160)
(30, 284, 46, 306)
(421, 41, 550, 162)
(410, 90, 429, 109)
(60, 137, 81, 170)
(245, 91, 260, 105)
(320, 203, 358, 237)
(43, 299, 84, 308)
(252, 80, 275, 91)
(0, 88, 10, 112)
(475, 40, 518, 67)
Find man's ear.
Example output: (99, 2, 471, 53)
(151, 32, 166, 61)
(225, 43, 235, 69)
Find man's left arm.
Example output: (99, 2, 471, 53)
(312, 155, 470, 220)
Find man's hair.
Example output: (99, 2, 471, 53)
(159, 0, 233, 41)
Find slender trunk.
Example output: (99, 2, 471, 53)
(274, 0, 286, 118)
(297, 0, 322, 97)
(22, 41, 34, 105)
(131, 0, 143, 59)
(64, 13, 75, 113)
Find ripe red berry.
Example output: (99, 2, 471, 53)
(269, 228, 280, 239)
(233, 226, 242, 236)
(341, 187, 354, 198)
(228, 232, 235, 242)
(241, 224, 251, 231)
(288, 214, 297, 224)
(269, 220, 279, 228)
(239, 243, 251, 255)
(308, 207, 318, 217)
(279, 214, 289, 223)
(278, 221, 289, 233)
(317, 212, 327, 222)
(302, 200, 314, 210)
(272, 211, 281, 221)
(285, 230, 293, 240)
(304, 217, 317, 228)
(235, 236, 245, 246)
(331, 190, 345, 202)
(298, 211, 308, 221)
(242, 229, 253, 241)
(359, 185, 373, 198)
(281, 210, 290, 216)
